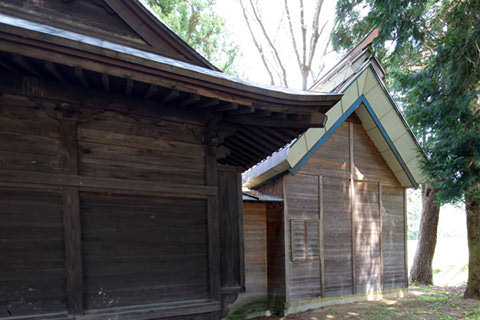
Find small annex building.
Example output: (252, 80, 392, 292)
(0, 2, 342, 320)
(235, 33, 425, 317)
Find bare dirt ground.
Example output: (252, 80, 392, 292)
(252, 286, 480, 320)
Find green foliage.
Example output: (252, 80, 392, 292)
(145, 0, 238, 73)
(332, 0, 480, 206)
(408, 188, 422, 240)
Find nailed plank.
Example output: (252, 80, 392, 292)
(0, 169, 217, 199)
(63, 188, 83, 314)
(226, 112, 326, 128)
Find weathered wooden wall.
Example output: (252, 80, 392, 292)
(283, 115, 406, 303)
(266, 202, 286, 310)
(0, 79, 224, 319)
(233, 202, 268, 307)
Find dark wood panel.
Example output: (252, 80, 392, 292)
(217, 168, 243, 294)
(234, 202, 267, 306)
(323, 177, 353, 297)
(81, 192, 210, 309)
(0, 188, 66, 317)
(266, 203, 285, 310)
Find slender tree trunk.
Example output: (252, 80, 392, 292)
(465, 190, 480, 299)
(409, 184, 440, 285)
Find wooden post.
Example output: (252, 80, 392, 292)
(206, 113, 220, 302)
(404, 188, 409, 288)
(318, 175, 325, 297)
(349, 121, 357, 294)
(60, 119, 84, 314)
(282, 176, 290, 304)
(379, 183, 384, 290)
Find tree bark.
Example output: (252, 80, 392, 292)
(409, 184, 440, 285)
(465, 190, 480, 299)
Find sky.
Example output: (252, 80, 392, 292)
(214, 0, 341, 89)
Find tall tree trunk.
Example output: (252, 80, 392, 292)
(465, 190, 480, 299)
(409, 184, 440, 285)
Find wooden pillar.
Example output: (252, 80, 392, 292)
(206, 113, 220, 302)
(60, 119, 84, 314)
(349, 121, 357, 294)
(379, 183, 384, 290)
(403, 188, 409, 288)
(318, 176, 325, 296)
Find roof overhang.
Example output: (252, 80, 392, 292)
(0, 13, 341, 169)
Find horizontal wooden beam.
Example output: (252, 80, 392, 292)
(229, 106, 255, 115)
(195, 98, 220, 109)
(78, 301, 220, 320)
(0, 169, 217, 199)
(216, 103, 239, 112)
(226, 112, 327, 128)
(178, 94, 200, 107)
(0, 71, 206, 125)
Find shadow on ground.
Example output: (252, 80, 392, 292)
(252, 285, 480, 320)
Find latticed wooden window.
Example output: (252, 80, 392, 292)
(290, 219, 320, 261)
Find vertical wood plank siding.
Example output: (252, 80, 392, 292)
(0, 86, 220, 318)
(323, 177, 353, 296)
(81, 193, 209, 308)
(0, 188, 66, 316)
(277, 118, 407, 304)
(382, 185, 407, 289)
(285, 174, 322, 300)
(353, 181, 381, 294)
(234, 202, 268, 306)
(266, 202, 286, 310)
(218, 168, 244, 292)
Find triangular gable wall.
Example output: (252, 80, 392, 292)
(287, 65, 425, 187)
(0, 0, 216, 69)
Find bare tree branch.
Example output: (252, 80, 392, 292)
(247, 0, 289, 87)
(307, 1, 325, 70)
(239, 0, 275, 85)
(284, 0, 302, 70)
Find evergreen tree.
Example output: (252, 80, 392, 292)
(333, 0, 480, 297)
(145, 0, 238, 73)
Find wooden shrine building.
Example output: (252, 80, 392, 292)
(0, 1, 342, 319)
(236, 33, 425, 317)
